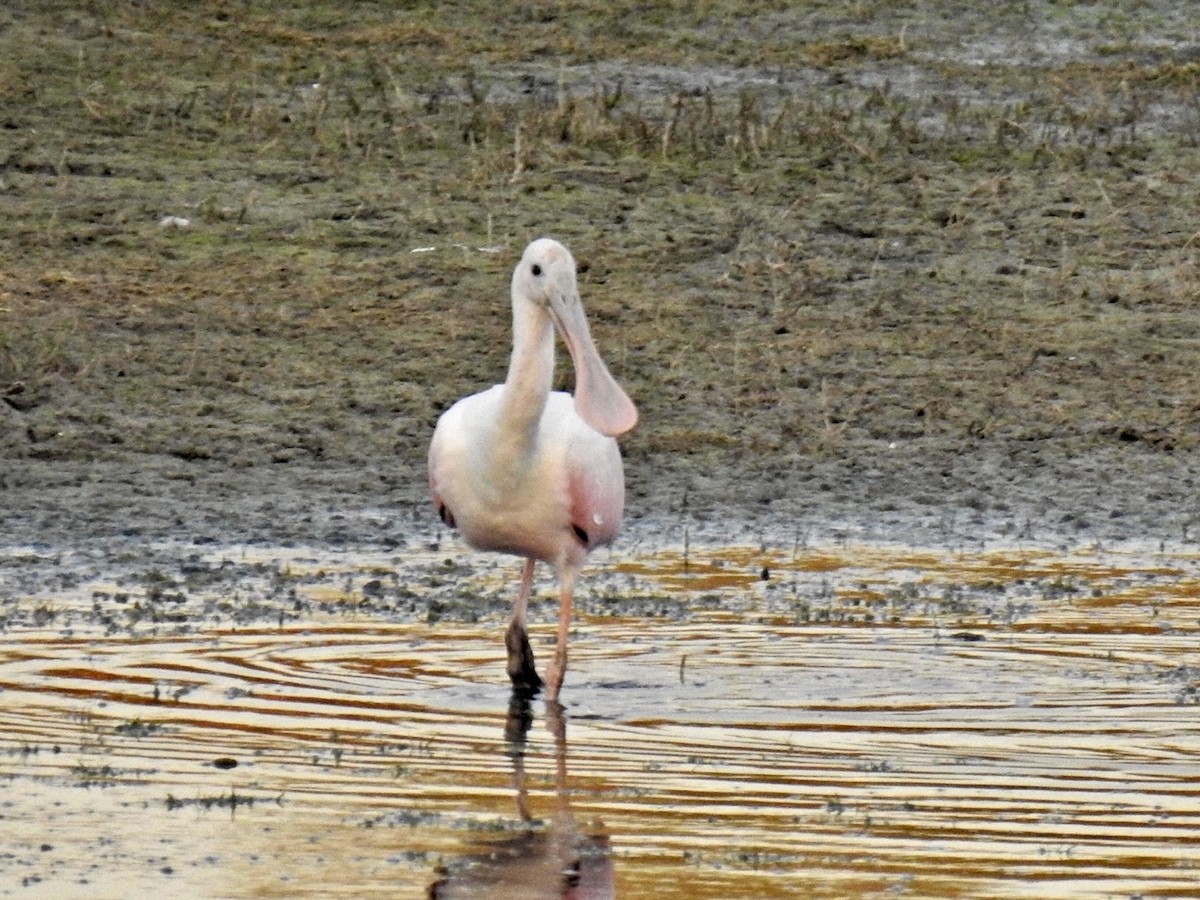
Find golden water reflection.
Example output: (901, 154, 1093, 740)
(429, 696, 614, 899)
(1, 542, 1199, 897)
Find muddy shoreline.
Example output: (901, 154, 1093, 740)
(3, 2, 1198, 589)
(3, 435, 1196, 599)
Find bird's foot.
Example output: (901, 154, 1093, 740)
(505, 622, 543, 697)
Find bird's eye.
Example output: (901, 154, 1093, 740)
(531, 264, 542, 276)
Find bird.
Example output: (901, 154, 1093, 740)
(428, 238, 638, 701)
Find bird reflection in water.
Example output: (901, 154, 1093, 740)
(428, 696, 615, 899)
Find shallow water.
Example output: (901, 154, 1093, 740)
(3, 540, 1200, 898)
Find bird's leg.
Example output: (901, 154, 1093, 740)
(506, 558, 543, 695)
(544, 566, 578, 702)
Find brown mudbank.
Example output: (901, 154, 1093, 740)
(0, 5, 1197, 553)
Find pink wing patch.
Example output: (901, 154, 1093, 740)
(567, 444, 624, 550)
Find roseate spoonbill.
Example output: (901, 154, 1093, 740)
(428, 238, 638, 700)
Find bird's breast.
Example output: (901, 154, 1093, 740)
(429, 390, 622, 566)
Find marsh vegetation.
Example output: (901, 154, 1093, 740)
(1, 0, 1198, 548)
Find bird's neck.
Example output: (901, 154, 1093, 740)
(500, 302, 555, 436)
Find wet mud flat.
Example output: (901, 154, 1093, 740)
(3, 532, 1200, 898)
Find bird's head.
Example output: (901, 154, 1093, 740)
(511, 238, 638, 437)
